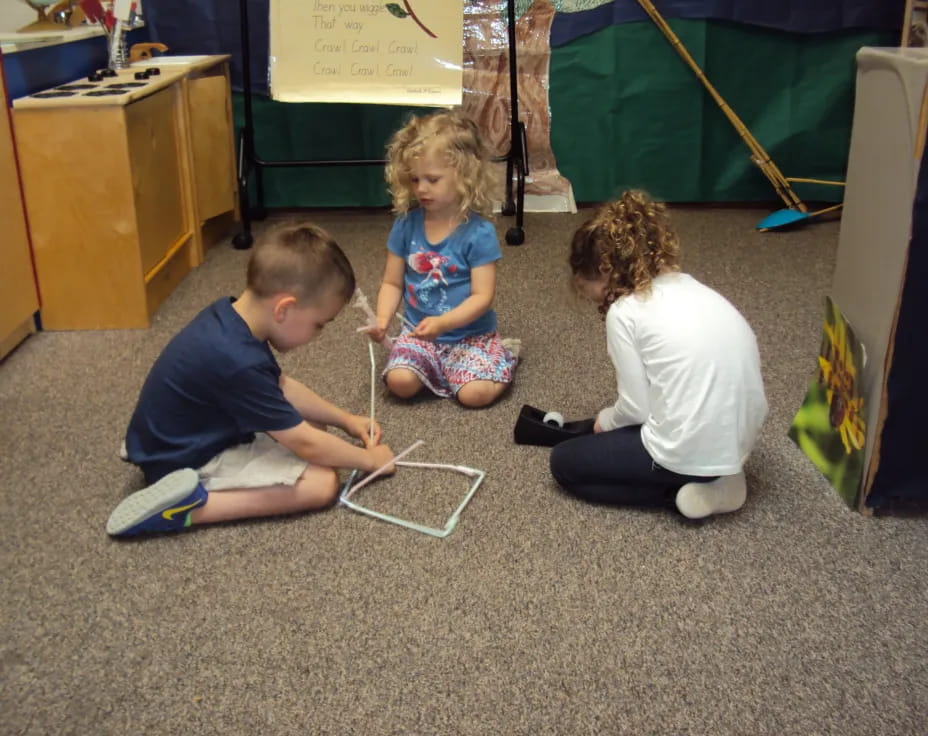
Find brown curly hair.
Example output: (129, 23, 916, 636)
(568, 190, 682, 316)
(385, 109, 499, 220)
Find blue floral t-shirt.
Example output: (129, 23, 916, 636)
(387, 209, 501, 344)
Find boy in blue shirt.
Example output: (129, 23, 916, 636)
(106, 223, 395, 537)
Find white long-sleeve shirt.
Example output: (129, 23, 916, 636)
(597, 272, 768, 476)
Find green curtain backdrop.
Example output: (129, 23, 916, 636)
(231, 21, 894, 208)
(550, 20, 893, 204)
(233, 100, 428, 208)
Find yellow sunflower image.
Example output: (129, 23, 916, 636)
(817, 319, 866, 454)
(789, 296, 867, 507)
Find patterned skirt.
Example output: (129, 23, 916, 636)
(383, 331, 517, 397)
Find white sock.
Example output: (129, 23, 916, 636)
(675, 471, 747, 519)
(502, 337, 522, 360)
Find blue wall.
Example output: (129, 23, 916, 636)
(2, 27, 148, 101)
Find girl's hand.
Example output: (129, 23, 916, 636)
(363, 316, 392, 344)
(362, 325, 387, 343)
(343, 414, 383, 447)
(413, 316, 445, 341)
(593, 418, 603, 433)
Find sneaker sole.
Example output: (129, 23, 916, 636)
(106, 468, 201, 535)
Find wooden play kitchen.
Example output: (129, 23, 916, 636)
(0, 58, 40, 360)
(11, 54, 237, 330)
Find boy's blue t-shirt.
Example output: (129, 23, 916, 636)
(387, 209, 501, 343)
(125, 297, 304, 483)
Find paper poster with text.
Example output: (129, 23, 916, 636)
(270, 0, 463, 106)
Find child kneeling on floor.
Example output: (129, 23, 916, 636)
(550, 191, 768, 519)
(366, 109, 519, 408)
(106, 223, 395, 537)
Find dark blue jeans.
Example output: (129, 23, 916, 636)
(549, 425, 715, 508)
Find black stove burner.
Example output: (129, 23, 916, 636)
(33, 91, 78, 98)
(106, 82, 146, 88)
(84, 89, 124, 96)
(57, 84, 98, 91)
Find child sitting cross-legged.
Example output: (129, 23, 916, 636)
(106, 223, 395, 537)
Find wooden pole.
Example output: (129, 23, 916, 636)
(636, 0, 806, 212)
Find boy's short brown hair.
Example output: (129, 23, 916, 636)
(246, 223, 356, 306)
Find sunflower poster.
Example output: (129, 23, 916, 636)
(789, 296, 867, 506)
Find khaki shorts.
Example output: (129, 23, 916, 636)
(197, 433, 310, 491)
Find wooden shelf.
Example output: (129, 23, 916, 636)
(0, 58, 39, 357)
(11, 55, 237, 330)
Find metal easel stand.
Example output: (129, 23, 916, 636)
(232, 0, 528, 249)
(497, 0, 528, 245)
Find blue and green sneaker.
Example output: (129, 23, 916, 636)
(106, 468, 207, 537)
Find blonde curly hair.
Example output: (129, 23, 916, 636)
(569, 190, 682, 316)
(385, 109, 498, 220)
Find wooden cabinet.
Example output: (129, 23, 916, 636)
(183, 61, 238, 251)
(0, 57, 39, 359)
(11, 55, 236, 330)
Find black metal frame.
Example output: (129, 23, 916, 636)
(498, 0, 528, 245)
(232, 0, 527, 248)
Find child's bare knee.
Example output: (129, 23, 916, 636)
(457, 381, 502, 408)
(386, 369, 421, 399)
(296, 468, 339, 509)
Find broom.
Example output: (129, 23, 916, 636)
(635, 0, 844, 229)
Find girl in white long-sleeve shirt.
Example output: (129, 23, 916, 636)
(550, 191, 768, 519)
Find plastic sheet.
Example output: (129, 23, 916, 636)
(462, 0, 574, 209)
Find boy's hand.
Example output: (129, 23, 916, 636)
(343, 413, 383, 447)
(413, 316, 445, 341)
(366, 444, 396, 475)
(593, 418, 603, 433)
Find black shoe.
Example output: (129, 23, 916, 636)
(513, 405, 595, 447)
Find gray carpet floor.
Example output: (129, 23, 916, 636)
(2, 207, 926, 735)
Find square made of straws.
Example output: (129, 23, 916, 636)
(340, 462, 485, 538)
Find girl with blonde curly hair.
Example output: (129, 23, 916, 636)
(367, 110, 518, 408)
(551, 191, 768, 519)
